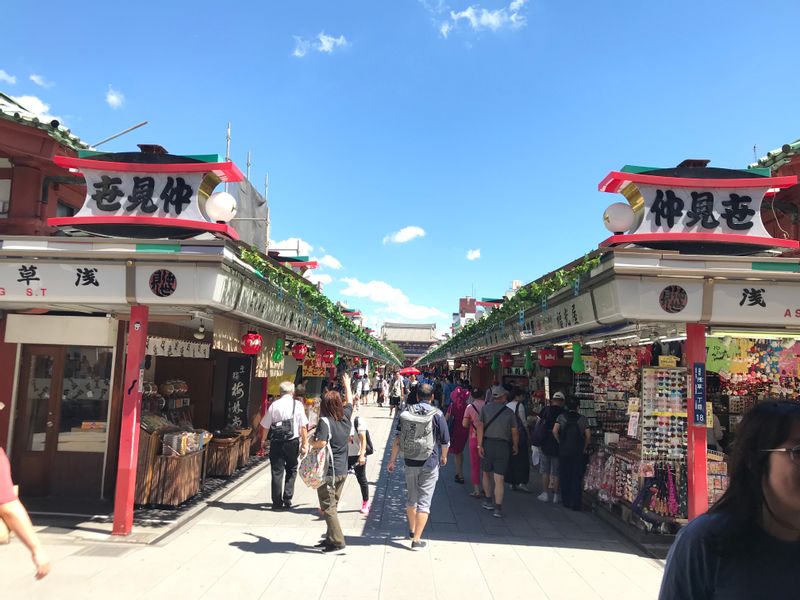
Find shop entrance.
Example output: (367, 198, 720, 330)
(12, 344, 113, 498)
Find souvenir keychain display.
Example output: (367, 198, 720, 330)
(641, 367, 688, 461)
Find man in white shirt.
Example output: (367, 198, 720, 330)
(259, 381, 309, 510)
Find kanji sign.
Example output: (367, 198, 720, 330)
(692, 362, 706, 426)
(225, 357, 252, 429)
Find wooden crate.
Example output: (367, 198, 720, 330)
(148, 450, 204, 507)
(134, 428, 163, 505)
(238, 436, 252, 468)
(207, 438, 241, 477)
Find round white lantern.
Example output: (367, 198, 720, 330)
(603, 202, 635, 234)
(204, 192, 238, 223)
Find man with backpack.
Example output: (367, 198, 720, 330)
(533, 391, 566, 503)
(553, 396, 591, 511)
(387, 384, 450, 550)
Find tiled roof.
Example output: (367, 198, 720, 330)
(0, 92, 90, 151)
(749, 138, 800, 171)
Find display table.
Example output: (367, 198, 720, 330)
(148, 449, 206, 506)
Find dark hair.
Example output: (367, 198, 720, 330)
(414, 383, 434, 403)
(565, 396, 579, 411)
(709, 400, 800, 547)
(321, 391, 345, 421)
(471, 387, 482, 398)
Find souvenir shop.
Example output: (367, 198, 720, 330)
(422, 162, 800, 533)
(0, 149, 394, 535)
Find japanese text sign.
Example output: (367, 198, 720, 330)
(225, 357, 252, 430)
(692, 362, 706, 426)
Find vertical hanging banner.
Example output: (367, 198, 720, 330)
(692, 362, 706, 426)
(225, 357, 252, 429)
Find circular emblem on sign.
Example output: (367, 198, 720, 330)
(659, 285, 688, 314)
(149, 269, 177, 297)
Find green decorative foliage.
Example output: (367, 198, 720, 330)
(420, 254, 601, 365)
(491, 354, 499, 371)
(524, 348, 534, 373)
(272, 338, 284, 363)
(571, 343, 585, 373)
(239, 246, 399, 364)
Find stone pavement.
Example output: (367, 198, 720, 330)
(2, 404, 665, 599)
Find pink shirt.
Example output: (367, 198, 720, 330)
(0, 448, 16, 504)
(464, 399, 485, 439)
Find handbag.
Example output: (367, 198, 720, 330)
(299, 417, 334, 489)
(268, 398, 296, 443)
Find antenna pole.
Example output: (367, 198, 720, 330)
(224, 122, 231, 192)
(92, 121, 149, 148)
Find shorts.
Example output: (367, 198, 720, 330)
(405, 464, 439, 513)
(390, 396, 401, 407)
(539, 453, 559, 477)
(480, 438, 511, 475)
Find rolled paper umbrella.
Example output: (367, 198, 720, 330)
(524, 348, 534, 373)
(272, 338, 284, 363)
(491, 354, 499, 371)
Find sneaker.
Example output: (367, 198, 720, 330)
(320, 544, 346, 555)
(314, 539, 330, 548)
(407, 530, 414, 539)
(411, 540, 428, 551)
(492, 508, 504, 518)
(481, 500, 495, 511)
(537, 492, 551, 502)
(283, 501, 293, 509)
(516, 484, 530, 493)
(552, 493, 561, 504)
(360, 501, 371, 515)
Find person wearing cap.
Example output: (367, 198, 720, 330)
(476, 385, 519, 518)
(537, 392, 566, 503)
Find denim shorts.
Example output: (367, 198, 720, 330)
(405, 464, 439, 513)
(539, 453, 559, 476)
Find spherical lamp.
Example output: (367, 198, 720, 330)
(204, 191, 238, 223)
(291, 343, 308, 361)
(603, 202, 635, 234)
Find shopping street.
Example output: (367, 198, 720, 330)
(1, 404, 664, 600)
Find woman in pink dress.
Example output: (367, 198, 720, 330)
(446, 381, 470, 484)
(462, 387, 485, 497)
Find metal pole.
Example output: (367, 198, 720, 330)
(224, 122, 231, 192)
(246, 150, 251, 180)
(92, 121, 149, 148)
(264, 174, 270, 251)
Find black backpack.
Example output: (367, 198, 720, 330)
(558, 411, 584, 457)
(354, 416, 374, 456)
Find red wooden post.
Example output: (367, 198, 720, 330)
(685, 322, 709, 519)
(112, 306, 149, 536)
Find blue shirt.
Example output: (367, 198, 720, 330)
(395, 402, 450, 469)
(659, 511, 800, 599)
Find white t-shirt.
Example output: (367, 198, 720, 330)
(259, 394, 309, 440)
(348, 415, 369, 456)
(361, 379, 371, 393)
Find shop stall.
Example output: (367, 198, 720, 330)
(418, 161, 800, 533)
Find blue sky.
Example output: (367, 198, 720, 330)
(4, 0, 800, 335)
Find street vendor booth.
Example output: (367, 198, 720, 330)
(418, 160, 800, 533)
(0, 148, 397, 535)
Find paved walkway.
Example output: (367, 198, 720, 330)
(2, 405, 665, 599)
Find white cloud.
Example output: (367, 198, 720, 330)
(317, 32, 348, 53)
(305, 272, 333, 286)
(293, 32, 348, 58)
(441, 0, 528, 36)
(10, 95, 60, 122)
(105, 86, 124, 109)
(292, 36, 311, 58)
(0, 69, 16, 85)
(270, 237, 314, 256)
(340, 277, 447, 321)
(383, 225, 426, 244)
(466, 248, 481, 261)
(316, 254, 342, 269)
(29, 74, 53, 88)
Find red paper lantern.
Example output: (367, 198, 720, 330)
(291, 343, 308, 361)
(477, 356, 488, 369)
(241, 331, 263, 355)
(321, 349, 335, 363)
(501, 352, 514, 368)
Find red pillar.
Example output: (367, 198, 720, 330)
(112, 306, 149, 536)
(685, 322, 708, 520)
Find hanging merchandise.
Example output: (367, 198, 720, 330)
(272, 338, 284, 363)
(240, 331, 263, 355)
(524, 349, 534, 373)
(491, 354, 499, 371)
(500, 352, 514, 368)
(291, 343, 308, 361)
(539, 347, 561, 367)
(571, 342, 585, 373)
